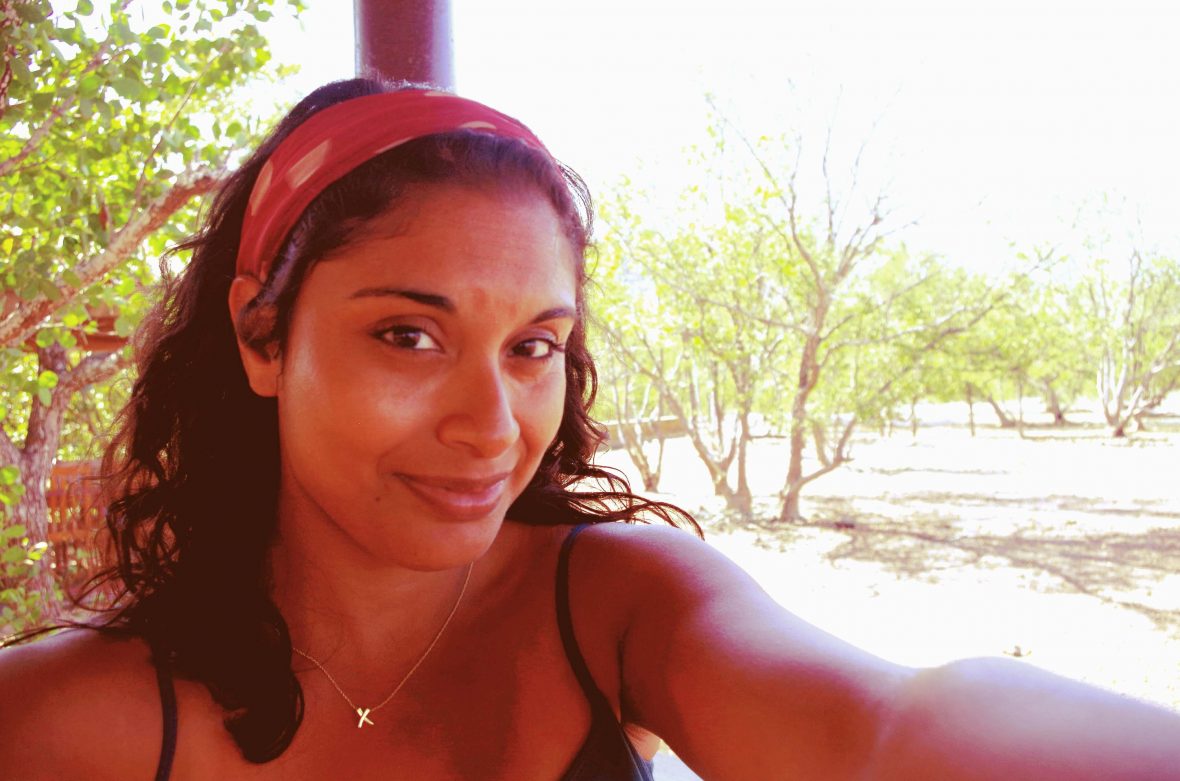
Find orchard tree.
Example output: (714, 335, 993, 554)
(953, 271, 1048, 432)
(0, 0, 300, 623)
(595, 115, 999, 522)
(1081, 250, 1180, 436)
(592, 179, 791, 518)
(588, 212, 675, 493)
(809, 249, 981, 440)
(1028, 280, 1092, 425)
(914, 253, 1078, 434)
(727, 131, 996, 522)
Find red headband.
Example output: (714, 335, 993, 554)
(235, 90, 553, 280)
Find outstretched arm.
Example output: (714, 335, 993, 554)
(865, 656, 1180, 780)
(576, 524, 1180, 780)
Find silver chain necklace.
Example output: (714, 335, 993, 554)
(292, 562, 473, 729)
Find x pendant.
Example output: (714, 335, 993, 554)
(356, 707, 374, 728)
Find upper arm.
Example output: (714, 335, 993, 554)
(0, 630, 165, 780)
(572, 524, 911, 780)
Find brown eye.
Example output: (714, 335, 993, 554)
(512, 338, 565, 360)
(379, 326, 440, 351)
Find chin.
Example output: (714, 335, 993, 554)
(377, 515, 505, 572)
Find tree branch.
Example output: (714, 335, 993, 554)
(792, 415, 858, 491)
(131, 36, 235, 208)
(58, 350, 127, 396)
(0, 27, 121, 178)
(0, 166, 225, 349)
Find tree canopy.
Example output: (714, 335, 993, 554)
(1, 0, 300, 633)
(591, 113, 1180, 523)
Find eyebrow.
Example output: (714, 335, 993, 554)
(348, 286, 454, 312)
(348, 286, 575, 323)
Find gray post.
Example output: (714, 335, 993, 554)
(354, 0, 455, 89)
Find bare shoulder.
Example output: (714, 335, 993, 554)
(519, 520, 725, 610)
(544, 518, 709, 558)
(564, 521, 758, 603)
(568, 522, 912, 778)
(0, 628, 164, 779)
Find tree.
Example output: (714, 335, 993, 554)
(1028, 281, 1093, 426)
(722, 129, 997, 522)
(0, 0, 299, 625)
(1081, 250, 1180, 436)
(944, 260, 1075, 432)
(589, 212, 674, 493)
(594, 114, 999, 523)
(592, 179, 789, 518)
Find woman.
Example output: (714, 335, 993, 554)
(1, 79, 1178, 780)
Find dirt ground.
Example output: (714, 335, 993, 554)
(595, 399, 1180, 714)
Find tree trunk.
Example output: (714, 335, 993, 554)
(909, 396, 919, 437)
(966, 383, 977, 437)
(12, 456, 60, 621)
(656, 374, 742, 509)
(983, 393, 1016, 428)
(1042, 380, 1067, 425)
(609, 373, 665, 493)
(733, 412, 753, 520)
(779, 332, 820, 524)
(651, 393, 667, 486)
(779, 394, 809, 523)
(7, 345, 89, 621)
(1016, 374, 1027, 439)
(14, 385, 67, 622)
(780, 482, 802, 524)
(618, 421, 660, 492)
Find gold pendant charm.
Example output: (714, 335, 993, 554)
(356, 707, 374, 728)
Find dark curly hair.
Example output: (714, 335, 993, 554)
(21, 78, 697, 762)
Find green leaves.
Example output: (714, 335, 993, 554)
(110, 76, 144, 100)
(0, 462, 24, 510)
(1, 0, 298, 365)
(1, 545, 28, 564)
(2, 0, 296, 318)
(15, 0, 51, 23)
(37, 370, 59, 390)
(0, 505, 50, 634)
(0, 2, 297, 615)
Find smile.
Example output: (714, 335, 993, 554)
(395, 473, 511, 521)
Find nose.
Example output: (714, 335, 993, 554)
(437, 358, 521, 459)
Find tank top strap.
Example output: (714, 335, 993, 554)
(151, 642, 178, 781)
(555, 523, 616, 714)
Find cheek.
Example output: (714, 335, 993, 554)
(525, 364, 569, 448)
(276, 328, 423, 461)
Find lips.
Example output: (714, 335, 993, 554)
(395, 473, 511, 522)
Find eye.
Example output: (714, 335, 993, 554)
(379, 326, 441, 351)
(512, 337, 566, 360)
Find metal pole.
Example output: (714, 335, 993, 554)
(354, 0, 455, 90)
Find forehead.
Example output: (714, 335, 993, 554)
(308, 184, 580, 310)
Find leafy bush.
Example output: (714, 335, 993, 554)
(1, 526, 54, 641)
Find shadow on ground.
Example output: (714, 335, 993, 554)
(735, 495, 1180, 638)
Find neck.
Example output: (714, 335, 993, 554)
(264, 487, 530, 679)
(268, 529, 475, 675)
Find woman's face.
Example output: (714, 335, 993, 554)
(260, 183, 578, 570)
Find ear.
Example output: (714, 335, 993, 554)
(228, 275, 282, 398)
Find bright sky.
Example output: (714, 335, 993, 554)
(262, 0, 1180, 269)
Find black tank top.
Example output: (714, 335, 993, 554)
(151, 523, 655, 780)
